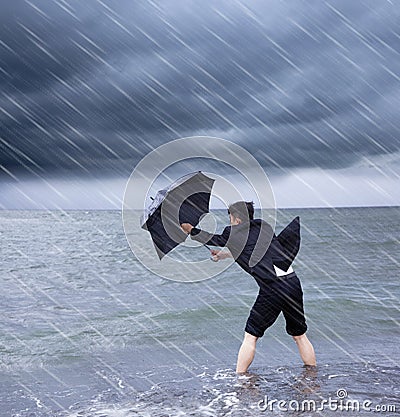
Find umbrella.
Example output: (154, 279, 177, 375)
(141, 171, 215, 259)
(274, 216, 301, 271)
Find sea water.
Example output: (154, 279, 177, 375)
(1, 207, 399, 416)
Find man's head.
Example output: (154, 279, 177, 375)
(227, 201, 254, 225)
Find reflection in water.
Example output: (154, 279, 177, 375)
(291, 365, 320, 394)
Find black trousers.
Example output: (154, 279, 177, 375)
(245, 272, 308, 338)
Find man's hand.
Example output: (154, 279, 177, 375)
(211, 249, 221, 262)
(181, 223, 194, 234)
(210, 249, 232, 262)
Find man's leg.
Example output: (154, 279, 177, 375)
(236, 332, 258, 373)
(293, 333, 316, 366)
(280, 273, 316, 366)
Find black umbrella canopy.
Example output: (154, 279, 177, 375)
(141, 171, 215, 259)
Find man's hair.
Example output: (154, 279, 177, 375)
(227, 201, 255, 221)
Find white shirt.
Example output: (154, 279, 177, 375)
(274, 265, 294, 276)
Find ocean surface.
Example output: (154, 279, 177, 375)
(1, 207, 399, 416)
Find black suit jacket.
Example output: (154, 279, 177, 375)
(190, 218, 296, 290)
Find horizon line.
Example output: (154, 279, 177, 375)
(0, 204, 399, 211)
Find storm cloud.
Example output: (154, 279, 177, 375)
(0, 0, 399, 207)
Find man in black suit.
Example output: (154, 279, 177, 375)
(181, 201, 316, 373)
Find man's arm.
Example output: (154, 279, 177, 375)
(181, 223, 231, 247)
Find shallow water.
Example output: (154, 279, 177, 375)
(1, 207, 399, 416)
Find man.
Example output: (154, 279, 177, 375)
(181, 201, 316, 373)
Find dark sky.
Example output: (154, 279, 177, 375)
(0, 0, 399, 208)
